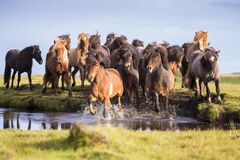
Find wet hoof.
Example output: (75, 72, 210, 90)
(68, 92, 73, 97)
(103, 108, 110, 119)
(207, 97, 212, 103)
(72, 83, 76, 87)
(155, 106, 160, 113)
(216, 96, 221, 103)
(90, 109, 96, 115)
(42, 88, 46, 94)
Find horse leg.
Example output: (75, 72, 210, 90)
(64, 72, 72, 97)
(87, 95, 97, 115)
(54, 75, 59, 95)
(16, 72, 21, 89)
(194, 79, 198, 97)
(103, 98, 111, 119)
(154, 92, 160, 113)
(117, 95, 122, 112)
(79, 66, 85, 87)
(61, 74, 64, 91)
(135, 86, 140, 111)
(42, 74, 48, 94)
(11, 70, 17, 89)
(215, 79, 221, 102)
(204, 81, 211, 103)
(71, 67, 78, 87)
(27, 70, 33, 91)
(199, 79, 203, 98)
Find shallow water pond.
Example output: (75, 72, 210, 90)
(0, 107, 237, 131)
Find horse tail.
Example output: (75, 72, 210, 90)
(4, 60, 11, 85)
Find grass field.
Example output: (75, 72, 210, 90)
(0, 125, 239, 160)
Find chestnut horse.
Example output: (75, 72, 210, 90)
(193, 30, 208, 51)
(69, 32, 89, 87)
(4, 45, 43, 90)
(42, 39, 72, 96)
(87, 60, 124, 118)
(146, 46, 175, 113)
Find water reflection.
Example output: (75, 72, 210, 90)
(0, 108, 238, 131)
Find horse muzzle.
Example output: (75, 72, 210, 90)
(88, 76, 95, 83)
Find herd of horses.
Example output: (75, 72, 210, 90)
(3, 30, 221, 118)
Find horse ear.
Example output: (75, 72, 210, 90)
(205, 31, 208, 34)
(195, 32, 197, 35)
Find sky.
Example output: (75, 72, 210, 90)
(0, 0, 240, 75)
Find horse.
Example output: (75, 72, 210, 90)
(89, 33, 110, 58)
(187, 47, 221, 102)
(4, 45, 43, 90)
(104, 32, 116, 46)
(87, 59, 124, 118)
(107, 35, 128, 54)
(119, 44, 141, 109)
(42, 38, 72, 97)
(69, 32, 89, 87)
(145, 46, 175, 113)
(193, 30, 208, 51)
(180, 42, 193, 87)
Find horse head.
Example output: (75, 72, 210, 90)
(32, 45, 43, 64)
(201, 48, 220, 71)
(89, 34, 101, 50)
(58, 34, 71, 52)
(146, 47, 163, 73)
(120, 46, 133, 70)
(193, 30, 208, 50)
(87, 60, 101, 83)
(132, 39, 144, 47)
(105, 32, 116, 45)
(53, 39, 67, 63)
(78, 32, 90, 52)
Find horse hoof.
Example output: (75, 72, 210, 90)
(103, 109, 110, 119)
(72, 83, 75, 87)
(90, 109, 96, 115)
(207, 97, 211, 103)
(155, 106, 160, 113)
(217, 96, 221, 103)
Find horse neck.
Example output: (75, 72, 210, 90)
(94, 67, 105, 83)
(20, 47, 34, 64)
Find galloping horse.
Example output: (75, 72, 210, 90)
(87, 59, 124, 118)
(187, 47, 221, 102)
(42, 38, 72, 96)
(69, 32, 89, 87)
(4, 45, 43, 90)
(146, 46, 175, 113)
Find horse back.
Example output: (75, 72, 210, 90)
(5, 49, 20, 69)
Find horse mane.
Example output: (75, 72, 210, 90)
(19, 45, 37, 56)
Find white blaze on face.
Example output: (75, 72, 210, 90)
(109, 83, 113, 96)
(198, 39, 204, 51)
(210, 56, 215, 62)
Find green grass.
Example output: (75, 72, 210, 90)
(0, 125, 239, 160)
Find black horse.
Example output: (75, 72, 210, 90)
(4, 45, 43, 90)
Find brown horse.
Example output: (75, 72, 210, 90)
(187, 48, 221, 102)
(87, 60, 124, 118)
(4, 45, 43, 90)
(42, 39, 72, 96)
(146, 46, 175, 113)
(104, 32, 116, 46)
(69, 32, 89, 87)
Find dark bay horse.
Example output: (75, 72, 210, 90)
(4, 45, 43, 90)
(146, 47, 175, 113)
(187, 48, 221, 102)
(87, 60, 124, 118)
(89, 33, 110, 58)
(42, 39, 72, 96)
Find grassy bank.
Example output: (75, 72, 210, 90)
(0, 125, 239, 160)
(0, 75, 240, 123)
